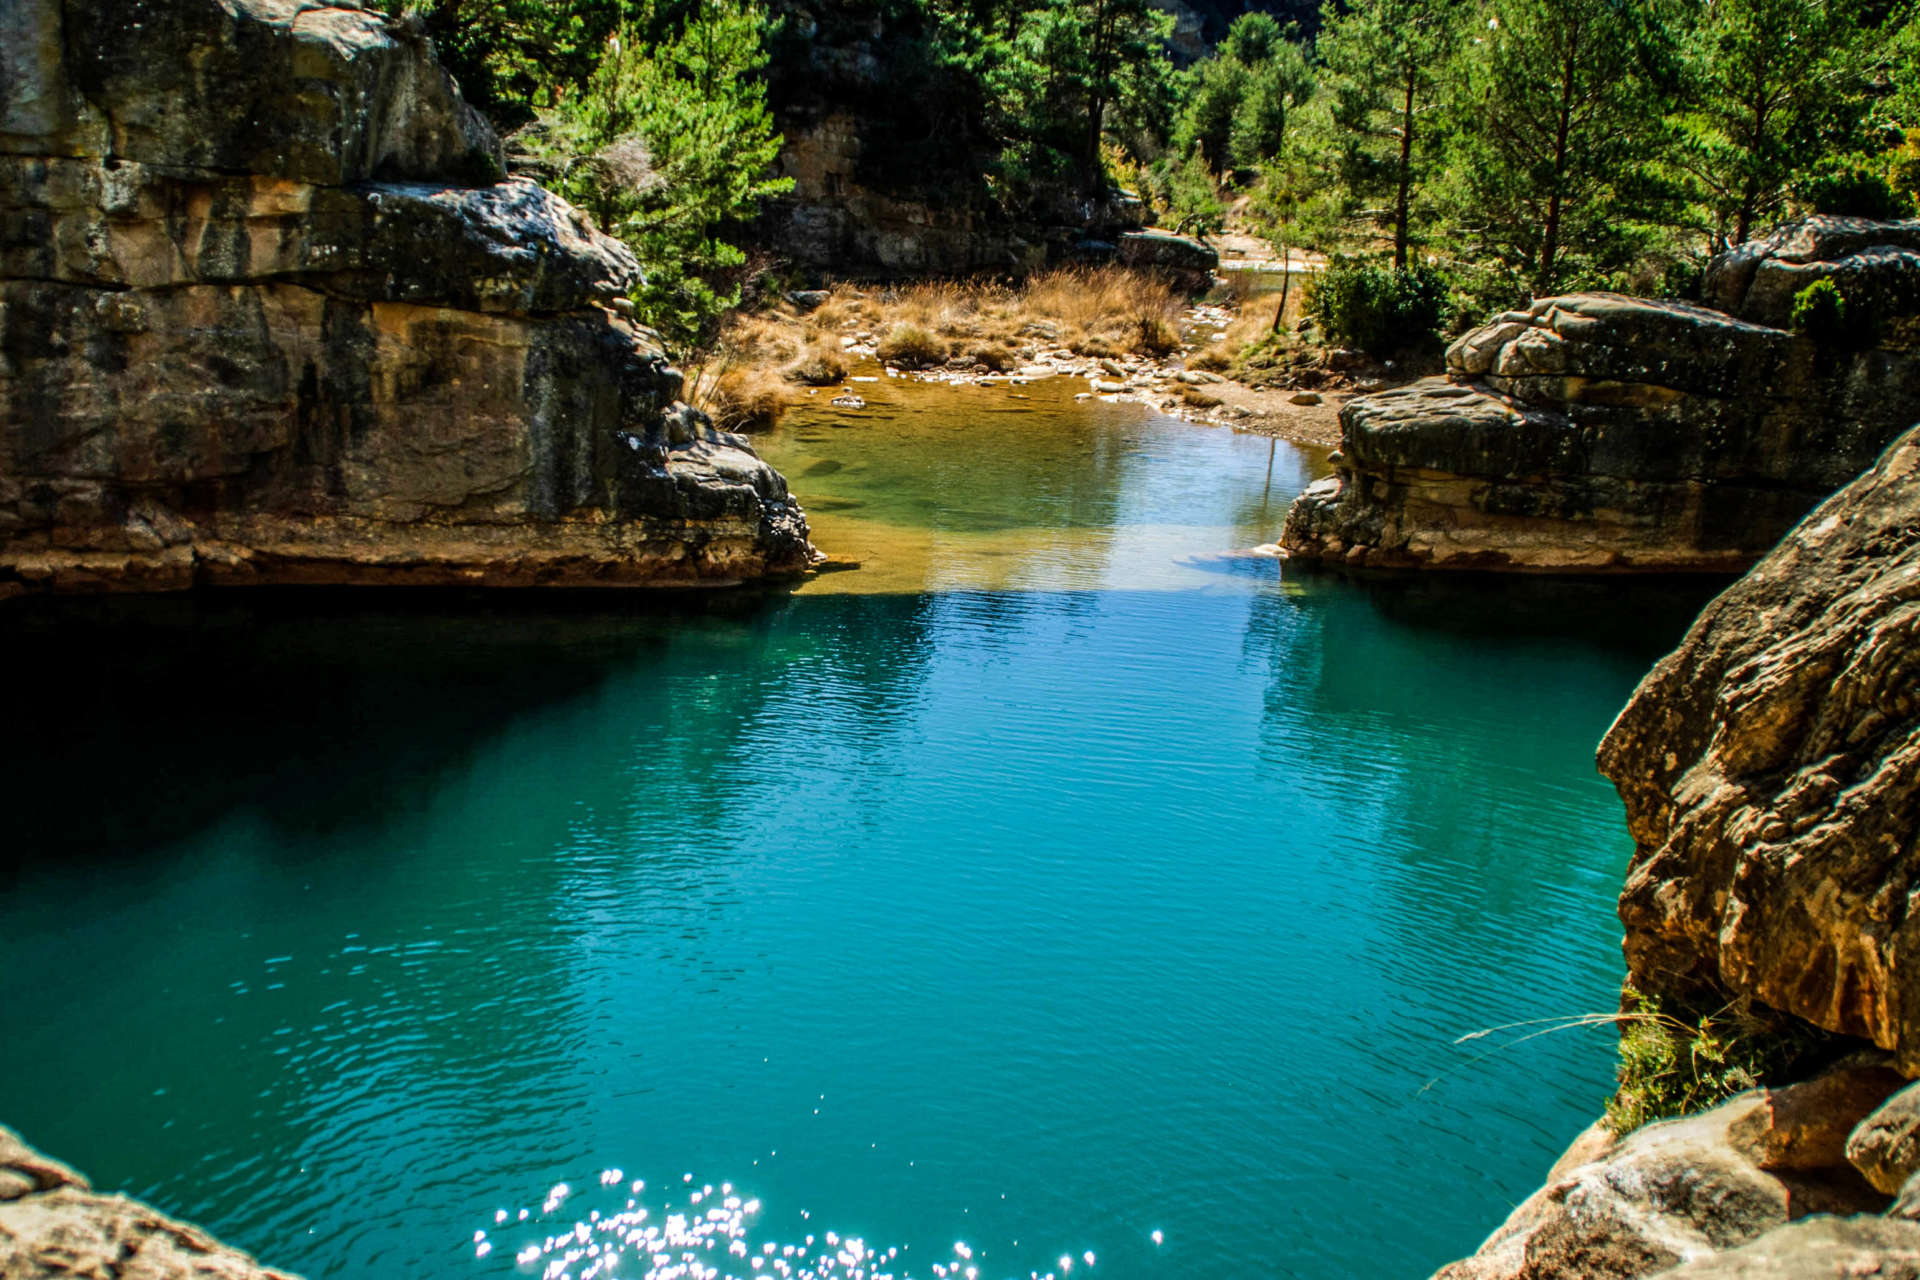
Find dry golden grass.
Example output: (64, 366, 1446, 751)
(876, 323, 949, 369)
(1179, 384, 1222, 409)
(1188, 344, 1233, 371)
(717, 266, 1196, 379)
(700, 366, 798, 432)
(786, 342, 848, 386)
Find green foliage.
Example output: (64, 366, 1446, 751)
(1440, 0, 1675, 295)
(1796, 157, 1917, 219)
(1150, 148, 1227, 235)
(1605, 990, 1827, 1135)
(1790, 277, 1849, 342)
(1314, 0, 1459, 269)
(1171, 13, 1313, 173)
(1669, 0, 1883, 249)
(1893, 131, 1920, 212)
(536, 0, 793, 350)
(1304, 259, 1454, 357)
(383, 0, 624, 126)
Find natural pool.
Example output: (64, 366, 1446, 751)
(1, 379, 1717, 1280)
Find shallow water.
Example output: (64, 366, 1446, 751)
(1, 387, 1718, 1280)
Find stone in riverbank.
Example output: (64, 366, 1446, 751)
(1281, 218, 1920, 573)
(0, 1126, 297, 1278)
(1433, 1061, 1896, 1280)
(0, 0, 812, 599)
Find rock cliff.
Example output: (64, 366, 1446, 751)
(1282, 218, 1920, 573)
(1598, 423, 1920, 1070)
(756, 1, 1151, 277)
(1432, 424, 1920, 1277)
(0, 1125, 296, 1278)
(0, 0, 813, 600)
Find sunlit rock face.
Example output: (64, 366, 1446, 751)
(1281, 218, 1920, 574)
(1598, 423, 1920, 1070)
(0, 1124, 299, 1278)
(0, 0, 812, 599)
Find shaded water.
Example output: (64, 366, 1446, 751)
(1, 384, 1718, 1280)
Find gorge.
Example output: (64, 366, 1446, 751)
(7, 0, 1920, 1278)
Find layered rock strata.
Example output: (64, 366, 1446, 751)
(0, 1125, 296, 1278)
(1, 0, 813, 600)
(1433, 425, 1920, 1276)
(1282, 218, 1920, 572)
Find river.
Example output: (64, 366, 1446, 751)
(0, 375, 1717, 1279)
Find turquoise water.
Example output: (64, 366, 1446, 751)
(0, 392, 1713, 1280)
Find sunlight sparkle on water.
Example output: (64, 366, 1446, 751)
(477, 1172, 1125, 1280)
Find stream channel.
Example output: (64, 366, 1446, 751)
(0, 373, 1719, 1279)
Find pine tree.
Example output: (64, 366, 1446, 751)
(1316, 0, 1461, 270)
(540, 0, 793, 349)
(1671, 0, 1877, 248)
(1443, 0, 1672, 295)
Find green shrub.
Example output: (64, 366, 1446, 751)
(1304, 259, 1454, 358)
(1790, 278, 1850, 343)
(1796, 160, 1915, 222)
(1605, 988, 1828, 1136)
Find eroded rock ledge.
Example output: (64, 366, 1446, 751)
(0, 1125, 296, 1278)
(1282, 218, 1920, 573)
(0, 0, 813, 599)
(1432, 426, 1920, 1277)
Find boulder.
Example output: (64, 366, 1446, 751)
(1433, 1089, 1885, 1280)
(1117, 230, 1219, 282)
(0, 0, 813, 598)
(1433, 1059, 1899, 1280)
(1282, 220, 1920, 573)
(1646, 1216, 1920, 1278)
(1596, 424, 1920, 1069)
(1850, 1083, 1920, 1195)
(1703, 217, 1920, 328)
(0, 1124, 298, 1278)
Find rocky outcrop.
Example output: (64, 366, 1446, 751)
(1, 0, 813, 599)
(1435, 1059, 1898, 1280)
(1596, 424, 1920, 1068)
(1282, 218, 1920, 573)
(1433, 423, 1920, 1278)
(0, 1125, 296, 1278)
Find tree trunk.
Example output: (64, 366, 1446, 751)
(1394, 62, 1417, 272)
(1537, 47, 1578, 295)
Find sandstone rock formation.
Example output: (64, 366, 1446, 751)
(0, 1126, 296, 1278)
(1433, 1060, 1896, 1280)
(1282, 218, 1920, 572)
(1848, 1083, 1920, 1195)
(1596, 424, 1920, 1068)
(1, 0, 813, 600)
(1433, 422, 1920, 1278)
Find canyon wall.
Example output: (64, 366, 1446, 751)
(0, 0, 813, 600)
(1282, 219, 1920, 573)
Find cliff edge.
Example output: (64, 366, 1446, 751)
(0, 0, 814, 599)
